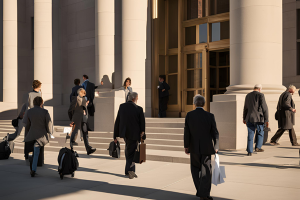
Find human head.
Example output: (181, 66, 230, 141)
(193, 94, 205, 107)
(288, 85, 296, 95)
(159, 75, 166, 83)
(32, 80, 42, 91)
(123, 77, 131, 88)
(33, 96, 43, 107)
(128, 92, 138, 103)
(83, 75, 89, 81)
(77, 88, 86, 97)
(254, 84, 262, 92)
(74, 79, 80, 86)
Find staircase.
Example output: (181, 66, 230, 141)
(0, 118, 189, 164)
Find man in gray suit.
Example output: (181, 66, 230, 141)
(243, 84, 269, 156)
(184, 95, 219, 200)
(270, 85, 299, 146)
(24, 97, 53, 177)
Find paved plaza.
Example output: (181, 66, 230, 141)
(0, 133, 299, 200)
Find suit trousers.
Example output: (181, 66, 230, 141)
(70, 121, 92, 152)
(124, 139, 138, 175)
(159, 96, 169, 118)
(271, 128, 298, 145)
(190, 153, 212, 198)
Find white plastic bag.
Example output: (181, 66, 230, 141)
(212, 154, 226, 186)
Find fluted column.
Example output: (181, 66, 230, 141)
(3, 0, 18, 104)
(95, 0, 115, 87)
(34, 0, 53, 101)
(122, 0, 147, 109)
(227, 0, 285, 94)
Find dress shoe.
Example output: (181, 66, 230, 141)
(30, 171, 36, 177)
(87, 148, 96, 155)
(292, 143, 300, 146)
(270, 141, 280, 146)
(128, 171, 137, 179)
(255, 148, 264, 152)
(71, 142, 78, 146)
(247, 153, 252, 156)
(207, 196, 213, 200)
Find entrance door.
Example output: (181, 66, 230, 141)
(183, 50, 207, 113)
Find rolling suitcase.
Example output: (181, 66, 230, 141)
(58, 147, 79, 180)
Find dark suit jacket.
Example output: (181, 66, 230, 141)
(243, 91, 269, 123)
(277, 91, 295, 129)
(85, 81, 95, 115)
(114, 101, 146, 141)
(24, 106, 53, 147)
(184, 108, 219, 155)
(70, 85, 83, 102)
(68, 96, 88, 124)
(159, 82, 170, 98)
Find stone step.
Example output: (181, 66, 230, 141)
(145, 127, 183, 134)
(146, 123, 184, 128)
(145, 118, 185, 123)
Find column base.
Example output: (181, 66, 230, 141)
(226, 84, 286, 94)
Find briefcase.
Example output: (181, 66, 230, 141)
(133, 140, 146, 164)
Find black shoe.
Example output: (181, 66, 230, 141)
(71, 142, 78, 146)
(255, 148, 264, 152)
(292, 143, 300, 146)
(247, 153, 252, 156)
(207, 196, 213, 200)
(87, 148, 96, 155)
(30, 171, 36, 177)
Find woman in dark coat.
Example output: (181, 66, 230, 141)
(68, 88, 96, 155)
(271, 86, 299, 146)
(24, 97, 53, 177)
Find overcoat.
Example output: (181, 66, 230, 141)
(277, 91, 295, 129)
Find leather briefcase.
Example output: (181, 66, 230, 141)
(133, 140, 146, 164)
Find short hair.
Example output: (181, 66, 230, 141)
(77, 88, 86, 96)
(193, 94, 205, 107)
(288, 85, 296, 91)
(254, 84, 262, 90)
(33, 96, 43, 106)
(83, 75, 89, 79)
(128, 92, 138, 101)
(159, 75, 166, 81)
(74, 79, 80, 85)
(32, 80, 42, 89)
(123, 77, 132, 87)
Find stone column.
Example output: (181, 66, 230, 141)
(122, 0, 147, 110)
(95, 0, 114, 87)
(3, 0, 18, 104)
(211, 0, 285, 150)
(227, 0, 285, 94)
(34, 0, 53, 102)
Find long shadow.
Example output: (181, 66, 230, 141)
(221, 161, 300, 169)
(0, 158, 233, 200)
(218, 152, 245, 157)
(277, 147, 300, 150)
(275, 156, 300, 159)
(77, 153, 125, 161)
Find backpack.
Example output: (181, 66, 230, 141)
(0, 139, 13, 160)
(57, 147, 79, 179)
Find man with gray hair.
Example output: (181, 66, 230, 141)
(184, 94, 219, 200)
(243, 84, 269, 156)
(270, 85, 299, 146)
(114, 92, 146, 179)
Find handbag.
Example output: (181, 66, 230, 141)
(133, 140, 146, 164)
(212, 154, 226, 186)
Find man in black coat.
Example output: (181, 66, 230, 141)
(158, 75, 170, 118)
(82, 75, 96, 117)
(70, 79, 83, 102)
(114, 92, 146, 179)
(184, 95, 219, 200)
(270, 85, 299, 146)
(243, 84, 269, 156)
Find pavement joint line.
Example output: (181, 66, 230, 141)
(222, 180, 300, 190)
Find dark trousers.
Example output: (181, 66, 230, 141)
(159, 96, 169, 118)
(190, 153, 212, 198)
(70, 121, 92, 152)
(124, 139, 138, 175)
(271, 128, 298, 145)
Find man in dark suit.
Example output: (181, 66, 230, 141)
(243, 84, 269, 156)
(184, 95, 219, 200)
(82, 75, 96, 130)
(158, 75, 170, 118)
(270, 85, 299, 146)
(70, 79, 83, 102)
(114, 92, 146, 179)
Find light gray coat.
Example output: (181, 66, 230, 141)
(24, 106, 53, 146)
(23, 91, 42, 124)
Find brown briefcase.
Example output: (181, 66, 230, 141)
(133, 140, 146, 164)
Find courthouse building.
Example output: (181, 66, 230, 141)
(0, 0, 299, 149)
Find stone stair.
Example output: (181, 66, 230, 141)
(0, 118, 189, 163)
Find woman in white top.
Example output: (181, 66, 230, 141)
(123, 77, 132, 102)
